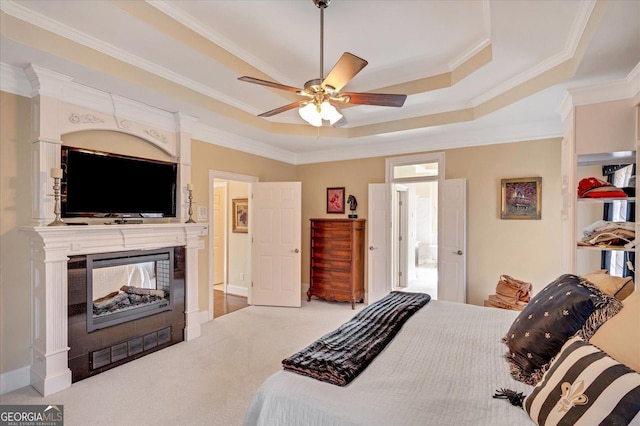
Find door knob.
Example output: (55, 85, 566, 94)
(369, 246, 377, 251)
(293, 248, 300, 253)
(452, 250, 463, 255)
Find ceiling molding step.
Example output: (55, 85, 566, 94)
(472, 0, 597, 108)
(192, 124, 296, 165)
(147, 0, 293, 88)
(293, 119, 564, 165)
(1, 0, 121, 61)
(1, 0, 243, 112)
(556, 63, 640, 121)
(564, 0, 598, 58)
(448, 38, 491, 72)
(376, 44, 492, 97)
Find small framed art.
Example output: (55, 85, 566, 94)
(501, 177, 541, 220)
(326, 187, 345, 214)
(232, 198, 248, 232)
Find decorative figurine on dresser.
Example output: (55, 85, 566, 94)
(308, 218, 366, 309)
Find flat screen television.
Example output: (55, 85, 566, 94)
(61, 146, 177, 218)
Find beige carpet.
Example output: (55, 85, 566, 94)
(0, 300, 364, 426)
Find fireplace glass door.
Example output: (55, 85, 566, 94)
(86, 248, 174, 331)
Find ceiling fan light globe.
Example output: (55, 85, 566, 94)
(320, 101, 343, 125)
(299, 103, 323, 127)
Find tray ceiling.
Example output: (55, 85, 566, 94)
(1, 0, 638, 164)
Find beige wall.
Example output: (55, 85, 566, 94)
(1, 92, 33, 374)
(445, 139, 563, 304)
(296, 157, 385, 296)
(0, 90, 563, 380)
(190, 140, 297, 308)
(296, 138, 564, 306)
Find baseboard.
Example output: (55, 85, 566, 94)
(226, 284, 248, 297)
(222, 283, 309, 301)
(197, 309, 209, 325)
(0, 366, 30, 395)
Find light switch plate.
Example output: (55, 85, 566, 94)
(197, 206, 207, 221)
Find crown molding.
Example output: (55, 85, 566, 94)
(0, 62, 565, 166)
(557, 61, 640, 122)
(192, 124, 295, 164)
(24, 65, 74, 98)
(0, 63, 32, 96)
(293, 118, 564, 165)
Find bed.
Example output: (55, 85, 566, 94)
(244, 298, 533, 426)
(244, 277, 640, 426)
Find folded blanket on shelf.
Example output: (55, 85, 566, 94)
(282, 291, 430, 386)
(580, 220, 635, 247)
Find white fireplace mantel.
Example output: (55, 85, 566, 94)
(21, 223, 207, 396)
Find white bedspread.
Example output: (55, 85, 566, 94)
(244, 300, 534, 426)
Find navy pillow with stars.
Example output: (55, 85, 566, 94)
(503, 273, 622, 386)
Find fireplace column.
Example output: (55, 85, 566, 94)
(29, 238, 72, 396)
(184, 227, 203, 341)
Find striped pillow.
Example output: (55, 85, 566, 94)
(524, 336, 640, 425)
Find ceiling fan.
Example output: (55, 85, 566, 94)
(238, 0, 407, 127)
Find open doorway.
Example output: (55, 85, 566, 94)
(208, 170, 257, 320)
(396, 181, 438, 296)
(392, 181, 438, 298)
(212, 181, 249, 318)
(386, 153, 443, 300)
(370, 153, 465, 304)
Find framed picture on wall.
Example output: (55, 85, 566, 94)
(326, 187, 345, 214)
(501, 177, 542, 220)
(232, 198, 248, 232)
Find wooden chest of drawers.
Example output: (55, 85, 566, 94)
(307, 218, 365, 309)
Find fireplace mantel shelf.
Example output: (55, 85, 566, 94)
(21, 222, 208, 396)
(22, 223, 207, 255)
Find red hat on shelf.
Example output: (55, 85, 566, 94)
(577, 177, 627, 198)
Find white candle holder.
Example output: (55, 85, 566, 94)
(185, 189, 196, 223)
(47, 176, 66, 226)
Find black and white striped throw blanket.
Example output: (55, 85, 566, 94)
(282, 291, 431, 386)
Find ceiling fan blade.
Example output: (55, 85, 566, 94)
(339, 92, 407, 107)
(238, 76, 302, 93)
(321, 52, 368, 92)
(258, 101, 308, 118)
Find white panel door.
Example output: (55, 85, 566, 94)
(439, 178, 467, 303)
(368, 183, 392, 303)
(250, 182, 302, 307)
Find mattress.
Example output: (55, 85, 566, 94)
(243, 300, 535, 426)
